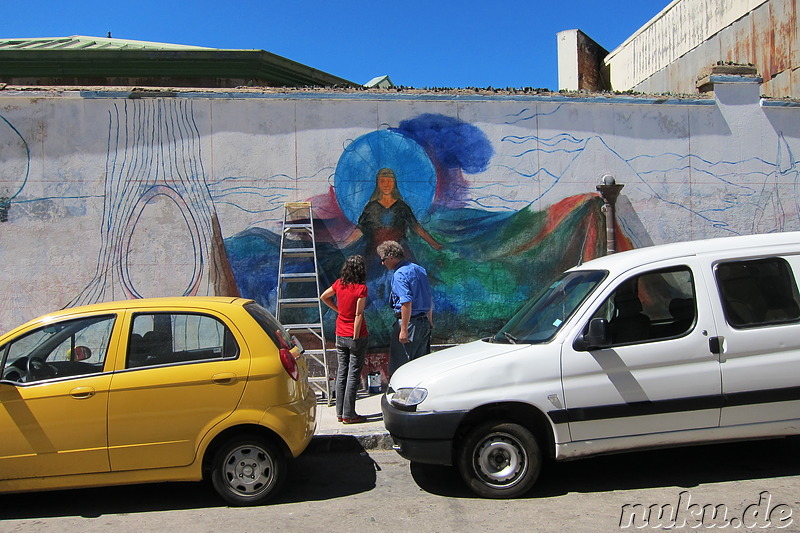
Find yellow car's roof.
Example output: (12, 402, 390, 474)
(4, 296, 256, 338)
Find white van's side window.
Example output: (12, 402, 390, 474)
(591, 267, 696, 345)
(715, 258, 800, 328)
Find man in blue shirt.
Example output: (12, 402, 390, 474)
(377, 240, 433, 376)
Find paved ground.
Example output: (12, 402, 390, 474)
(3, 439, 799, 532)
(3, 390, 800, 532)
(314, 390, 393, 449)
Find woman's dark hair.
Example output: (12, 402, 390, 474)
(340, 255, 366, 285)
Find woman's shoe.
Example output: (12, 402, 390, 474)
(342, 415, 367, 424)
(337, 416, 343, 422)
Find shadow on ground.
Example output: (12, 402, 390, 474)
(0, 436, 377, 520)
(2, 435, 799, 517)
(410, 436, 800, 499)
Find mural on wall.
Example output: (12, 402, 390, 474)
(0, 113, 32, 325)
(0, 115, 29, 224)
(67, 99, 238, 307)
(224, 113, 614, 346)
(1, 87, 799, 342)
(222, 101, 800, 346)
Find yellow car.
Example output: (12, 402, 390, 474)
(0, 296, 316, 506)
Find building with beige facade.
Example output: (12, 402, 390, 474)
(559, 0, 799, 97)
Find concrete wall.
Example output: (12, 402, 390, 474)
(1, 80, 798, 347)
(603, 0, 798, 97)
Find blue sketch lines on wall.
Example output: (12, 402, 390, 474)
(70, 99, 238, 307)
(209, 168, 332, 231)
(0, 114, 30, 222)
(499, 103, 800, 237)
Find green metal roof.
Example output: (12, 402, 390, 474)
(0, 36, 359, 88)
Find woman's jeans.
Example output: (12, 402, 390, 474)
(335, 336, 368, 418)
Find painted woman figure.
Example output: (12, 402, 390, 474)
(347, 168, 443, 253)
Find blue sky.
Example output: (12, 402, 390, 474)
(4, 1, 668, 90)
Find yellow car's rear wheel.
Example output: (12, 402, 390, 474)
(211, 435, 286, 506)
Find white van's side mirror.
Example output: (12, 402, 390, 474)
(573, 318, 611, 351)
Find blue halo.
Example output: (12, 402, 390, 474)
(334, 130, 436, 224)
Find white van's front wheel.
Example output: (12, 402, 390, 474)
(457, 422, 541, 498)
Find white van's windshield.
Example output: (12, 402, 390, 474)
(495, 270, 607, 344)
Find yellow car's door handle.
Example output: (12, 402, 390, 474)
(212, 373, 238, 385)
(70, 387, 96, 399)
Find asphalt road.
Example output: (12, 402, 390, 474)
(1, 436, 799, 533)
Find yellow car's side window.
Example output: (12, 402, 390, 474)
(127, 312, 238, 369)
(0, 315, 115, 383)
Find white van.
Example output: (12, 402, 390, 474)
(381, 232, 800, 498)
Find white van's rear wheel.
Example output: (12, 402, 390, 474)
(457, 422, 541, 498)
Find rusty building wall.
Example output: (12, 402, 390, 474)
(576, 31, 610, 91)
(605, 0, 800, 98)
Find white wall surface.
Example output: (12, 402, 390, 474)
(0, 83, 798, 340)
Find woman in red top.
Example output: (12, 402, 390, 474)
(320, 255, 369, 424)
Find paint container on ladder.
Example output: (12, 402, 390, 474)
(367, 372, 382, 394)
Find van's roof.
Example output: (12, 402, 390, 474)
(574, 231, 800, 273)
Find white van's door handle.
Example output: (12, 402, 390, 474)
(708, 336, 722, 354)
